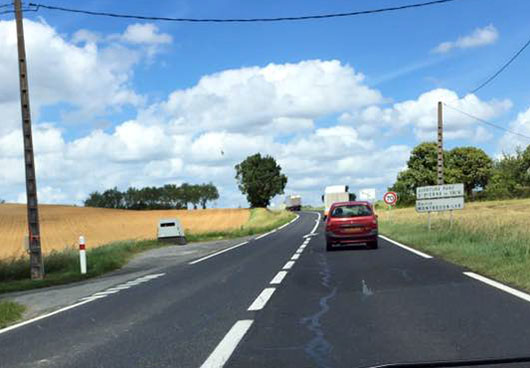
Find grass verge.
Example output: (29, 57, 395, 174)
(0, 300, 26, 328)
(380, 214, 530, 292)
(186, 208, 296, 242)
(0, 208, 295, 295)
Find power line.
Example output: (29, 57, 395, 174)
(443, 103, 530, 141)
(0, 8, 37, 15)
(27, 0, 463, 23)
(470, 35, 530, 94)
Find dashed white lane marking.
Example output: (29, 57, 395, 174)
(79, 295, 108, 302)
(270, 271, 288, 285)
(379, 235, 432, 259)
(84, 272, 166, 299)
(200, 320, 254, 368)
(105, 286, 131, 291)
(92, 290, 121, 296)
(291, 254, 300, 260)
(464, 272, 530, 303)
(189, 241, 249, 265)
(199, 213, 303, 367)
(283, 261, 295, 270)
(295, 248, 304, 254)
(247, 288, 276, 311)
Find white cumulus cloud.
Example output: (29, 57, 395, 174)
(499, 107, 530, 153)
(120, 23, 172, 45)
(433, 24, 499, 54)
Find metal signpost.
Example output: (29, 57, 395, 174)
(416, 184, 464, 230)
(383, 191, 398, 223)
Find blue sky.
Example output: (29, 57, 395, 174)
(1, 0, 530, 206)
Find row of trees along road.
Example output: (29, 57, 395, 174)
(84, 183, 219, 210)
(390, 142, 530, 206)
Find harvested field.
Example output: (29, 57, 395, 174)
(0, 204, 250, 259)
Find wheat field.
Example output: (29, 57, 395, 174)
(0, 204, 250, 259)
(378, 198, 530, 237)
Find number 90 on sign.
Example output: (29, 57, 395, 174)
(383, 192, 398, 206)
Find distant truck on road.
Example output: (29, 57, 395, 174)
(322, 185, 353, 219)
(285, 195, 302, 211)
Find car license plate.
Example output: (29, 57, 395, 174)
(344, 227, 363, 233)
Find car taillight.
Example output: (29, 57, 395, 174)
(372, 218, 378, 228)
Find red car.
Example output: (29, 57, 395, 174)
(325, 201, 378, 251)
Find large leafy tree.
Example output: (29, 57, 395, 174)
(389, 142, 451, 205)
(235, 153, 287, 208)
(447, 146, 493, 197)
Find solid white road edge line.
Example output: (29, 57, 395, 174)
(283, 261, 295, 270)
(191, 214, 300, 265)
(277, 223, 289, 230)
(464, 272, 530, 303)
(200, 320, 254, 368)
(270, 271, 288, 285)
(247, 288, 276, 311)
(255, 231, 273, 240)
(291, 254, 300, 260)
(378, 235, 432, 259)
(189, 241, 249, 265)
(0, 298, 97, 335)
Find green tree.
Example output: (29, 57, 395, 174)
(84, 191, 105, 207)
(235, 153, 287, 208)
(199, 183, 219, 209)
(179, 183, 192, 209)
(484, 150, 528, 199)
(388, 142, 451, 206)
(447, 146, 493, 197)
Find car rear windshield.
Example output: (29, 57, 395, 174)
(331, 205, 372, 218)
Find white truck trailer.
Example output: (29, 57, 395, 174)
(285, 195, 302, 211)
(323, 185, 351, 219)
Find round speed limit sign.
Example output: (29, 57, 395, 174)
(383, 191, 398, 206)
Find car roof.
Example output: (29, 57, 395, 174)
(331, 201, 372, 207)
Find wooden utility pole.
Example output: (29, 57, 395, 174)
(14, 0, 44, 280)
(437, 101, 444, 186)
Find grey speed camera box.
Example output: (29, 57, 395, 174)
(157, 218, 187, 245)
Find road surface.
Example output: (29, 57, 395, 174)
(2, 212, 530, 368)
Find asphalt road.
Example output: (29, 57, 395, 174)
(2, 211, 530, 368)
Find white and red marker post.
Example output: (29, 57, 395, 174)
(383, 191, 398, 223)
(79, 236, 87, 274)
